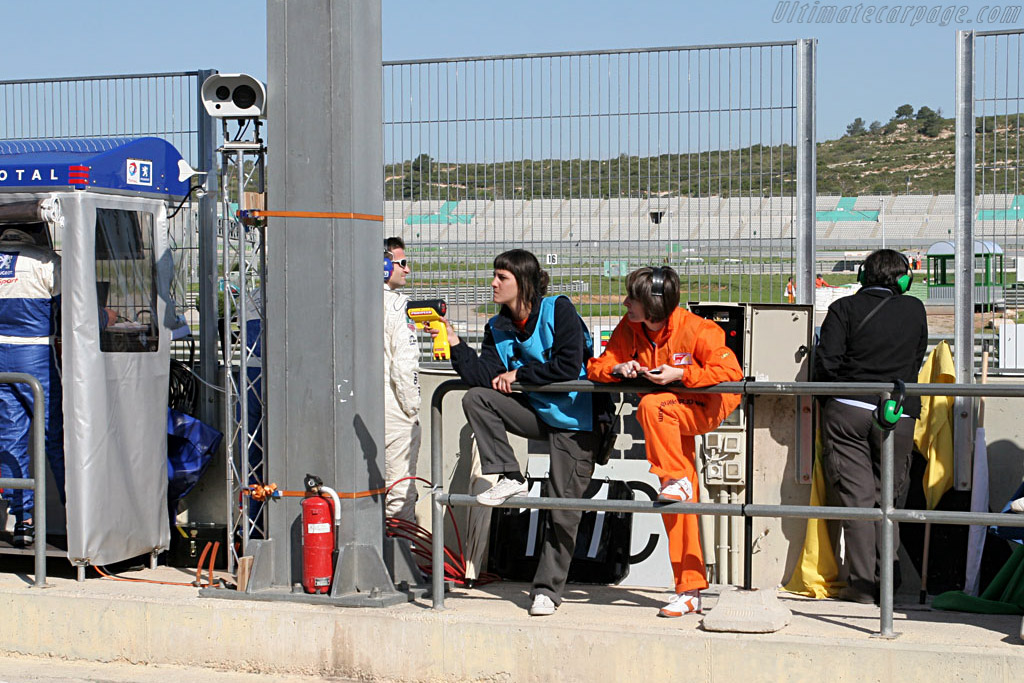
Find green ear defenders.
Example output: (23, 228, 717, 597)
(857, 253, 913, 293)
(650, 266, 666, 297)
(874, 379, 906, 431)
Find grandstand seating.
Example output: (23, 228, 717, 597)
(881, 216, 924, 239)
(888, 195, 933, 214)
(562, 199, 607, 241)
(760, 196, 799, 216)
(831, 221, 877, 241)
(930, 195, 954, 214)
(922, 215, 954, 239)
(853, 195, 888, 212)
(382, 194, 1010, 249)
(683, 196, 722, 219)
(720, 197, 764, 220)
(705, 219, 746, 240)
(815, 195, 841, 211)
(737, 216, 790, 239)
(976, 193, 1016, 210)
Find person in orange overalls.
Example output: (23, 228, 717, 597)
(587, 266, 743, 617)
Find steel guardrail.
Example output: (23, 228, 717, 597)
(0, 372, 48, 587)
(430, 378, 1024, 638)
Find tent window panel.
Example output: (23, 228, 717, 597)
(96, 208, 158, 353)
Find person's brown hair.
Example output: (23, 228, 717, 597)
(493, 249, 549, 313)
(626, 266, 680, 324)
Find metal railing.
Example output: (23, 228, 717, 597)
(428, 378, 1024, 638)
(0, 373, 48, 587)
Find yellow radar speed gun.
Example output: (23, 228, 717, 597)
(406, 299, 450, 361)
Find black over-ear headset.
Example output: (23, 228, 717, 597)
(874, 379, 906, 431)
(857, 253, 913, 293)
(650, 266, 666, 297)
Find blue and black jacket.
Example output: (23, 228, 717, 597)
(450, 294, 594, 431)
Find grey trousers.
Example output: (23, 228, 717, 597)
(821, 399, 914, 596)
(462, 386, 597, 604)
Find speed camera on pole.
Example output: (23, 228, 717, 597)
(201, 74, 267, 119)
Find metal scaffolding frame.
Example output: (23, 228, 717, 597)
(216, 119, 268, 569)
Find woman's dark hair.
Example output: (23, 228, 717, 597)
(626, 266, 680, 324)
(493, 249, 548, 313)
(861, 249, 910, 293)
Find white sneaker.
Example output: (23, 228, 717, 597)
(529, 594, 557, 616)
(658, 478, 693, 503)
(658, 590, 701, 617)
(476, 477, 528, 507)
(1010, 497, 1024, 513)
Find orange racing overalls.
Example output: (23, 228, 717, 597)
(587, 307, 742, 592)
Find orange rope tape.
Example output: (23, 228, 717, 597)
(246, 484, 387, 500)
(244, 210, 383, 222)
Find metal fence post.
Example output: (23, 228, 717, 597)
(742, 391, 755, 590)
(878, 395, 896, 638)
(431, 383, 450, 610)
(195, 68, 219, 428)
(28, 376, 45, 588)
(954, 30, 976, 490)
(0, 374, 49, 587)
(796, 38, 817, 306)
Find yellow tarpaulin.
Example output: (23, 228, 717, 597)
(783, 342, 956, 598)
(782, 441, 843, 598)
(914, 341, 956, 510)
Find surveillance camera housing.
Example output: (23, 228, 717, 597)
(201, 74, 267, 119)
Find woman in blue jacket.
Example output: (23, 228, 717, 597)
(442, 249, 598, 617)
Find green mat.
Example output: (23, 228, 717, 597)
(932, 544, 1024, 614)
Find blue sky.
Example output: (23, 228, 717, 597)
(0, 1, 1020, 139)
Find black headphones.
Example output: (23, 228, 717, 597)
(650, 266, 666, 297)
(857, 253, 913, 294)
(874, 379, 906, 431)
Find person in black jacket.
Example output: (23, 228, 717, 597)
(437, 249, 599, 616)
(814, 249, 928, 603)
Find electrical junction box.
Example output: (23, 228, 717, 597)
(746, 304, 812, 382)
(701, 430, 746, 486)
(689, 302, 812, 383)
(687, 302, 746, 430)
(688, 302, 813, 486)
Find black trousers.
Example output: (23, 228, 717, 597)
(821, 399, 914, 596)
(462, 386, 597, 604)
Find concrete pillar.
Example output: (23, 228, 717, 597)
(265, 0, 397, 599)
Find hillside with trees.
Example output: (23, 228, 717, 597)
(385, 104, 1019, 200)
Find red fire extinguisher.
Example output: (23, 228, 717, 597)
(301, 474, 339, 594)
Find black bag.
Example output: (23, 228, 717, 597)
(486, 477, 633, 584)
(593, 392, 620, 466)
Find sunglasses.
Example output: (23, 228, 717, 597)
(392, 258, 410, 268)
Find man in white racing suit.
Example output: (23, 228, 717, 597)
(383, 237, 420, 522)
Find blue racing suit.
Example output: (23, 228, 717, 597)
(0, 231, 65, 524)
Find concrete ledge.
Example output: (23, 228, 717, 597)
(0, 568, 1021, 681)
